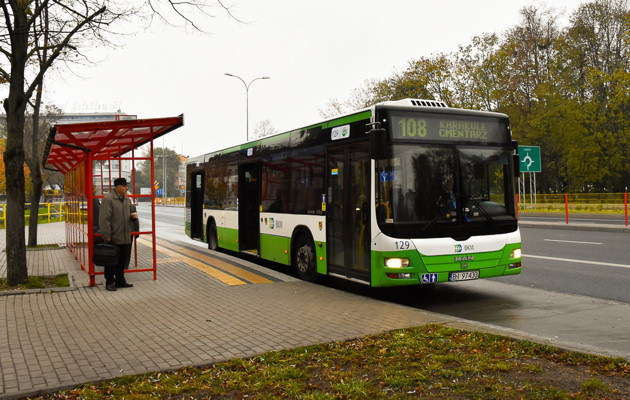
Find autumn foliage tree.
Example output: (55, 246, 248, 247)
(0, 138, 30, 199)
(328, 0, 630, 193)
(0, 0, 238, 286)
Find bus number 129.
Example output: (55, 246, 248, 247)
(395, 240, 411, 250)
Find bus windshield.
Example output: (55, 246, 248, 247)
(375, 144, 517, 238)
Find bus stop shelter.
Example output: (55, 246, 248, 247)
(42, 115, 184, 286)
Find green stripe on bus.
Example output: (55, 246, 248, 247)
(369, 243, 521, 287)
(260, 234, 291, 265)
(315, 242, 327, 275)
(217, 226, 239, 252)
(320, 110, 372, 129)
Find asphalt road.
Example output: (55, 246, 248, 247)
(136, 202, 185, 227)
(143, 205, 630, 303)
(500, 226, 630, 303)
(144, 205, 630, 359)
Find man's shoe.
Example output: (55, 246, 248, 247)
(106, 282, 117, 291)
(116, 281, 133, 288)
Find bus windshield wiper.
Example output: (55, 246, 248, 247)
(466, 195, 495, 225)
(423, 201, 453, 231)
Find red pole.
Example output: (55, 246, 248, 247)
(565, 193, 569, 224)
(625, 192, 628, 227)
(87, 153, 96, 287)
(151, 138, 158, 281)
(516, 194, 519, 220)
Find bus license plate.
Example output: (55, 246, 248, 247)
(449, 270, 479, 282)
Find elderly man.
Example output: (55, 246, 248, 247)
(99, 177, 138, 291)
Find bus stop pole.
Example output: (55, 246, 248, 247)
(87, 152, 96, 286)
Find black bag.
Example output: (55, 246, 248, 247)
(93, 243, 120, 266)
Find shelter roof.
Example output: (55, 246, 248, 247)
(43, 115, 184, 174)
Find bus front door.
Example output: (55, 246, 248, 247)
(190, 171, 204, 240)
(326, 143, 371, 283)
(238, 162, 260, 254)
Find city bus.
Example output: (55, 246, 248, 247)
(185, 99, 521, 287)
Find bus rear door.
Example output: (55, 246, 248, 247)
(190, 170, 204, 240)
(326, 143, 371, 283)
(238, 162, 261, 254)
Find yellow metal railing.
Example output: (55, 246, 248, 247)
(519, 193, 628, 212)
(154, 197, 185, 206)
(0, 197, 185, 228)
(0, 202, 66, 227)
(527, 193, 625, 204)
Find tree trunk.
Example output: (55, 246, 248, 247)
(28, 83, 45, 248)
(28, 172, 43, 247)
(3, 6, 29, 286)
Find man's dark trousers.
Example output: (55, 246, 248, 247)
(104, 243, 132, 284)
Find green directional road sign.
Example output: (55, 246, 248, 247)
(518, 146, 541, 173)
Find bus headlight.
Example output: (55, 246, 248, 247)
(511, 248, 522, 259)
(385, 258, 410, 269)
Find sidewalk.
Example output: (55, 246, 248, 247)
(0, 223, 81, 287)
(1, 221, 628, 400)
(0, 223, 452, 400)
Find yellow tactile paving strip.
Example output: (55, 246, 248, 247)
(137, 237, 273, 286)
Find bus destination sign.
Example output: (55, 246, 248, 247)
(390, 113, 506, 143)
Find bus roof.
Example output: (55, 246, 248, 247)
(187, 99, 509, 164)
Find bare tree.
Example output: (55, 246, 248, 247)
(25, 0, 52, 248)
(0, 0, 239, 286)
(319, 80, 378, 119)
(25, 103, 62, 244)
(252, 119, 277, 139)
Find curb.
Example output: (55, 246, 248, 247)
(0, 246, 76, 297)
(518, 221, 630, 233)
(0, 283, 74, 297)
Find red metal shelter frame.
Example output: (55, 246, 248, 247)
(42, 115, 184, 286)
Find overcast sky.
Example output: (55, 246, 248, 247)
(29, 0, 582, 158)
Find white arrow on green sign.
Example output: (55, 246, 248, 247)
(518, 146, 541, 173)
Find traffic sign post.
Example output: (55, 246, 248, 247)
(517, 146, 542, 206)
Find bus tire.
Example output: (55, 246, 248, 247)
(293, 234, 317, 282)
(207, 219, 218, 250)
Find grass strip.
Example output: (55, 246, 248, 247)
(29, 325, 630, 399)
(0, 274, 69, 291)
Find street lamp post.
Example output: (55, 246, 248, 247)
(225, 73, 270, 141)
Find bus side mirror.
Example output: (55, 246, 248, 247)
(512, 140, 520, 177)
(370, 128, 388, 160)
(513, 154, 520, 177)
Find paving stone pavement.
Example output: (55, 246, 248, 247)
(0, 223, 457, 400)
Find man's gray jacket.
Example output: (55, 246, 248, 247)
(99, 190, 132, 245)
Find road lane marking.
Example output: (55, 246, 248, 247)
(544, 239, 602, 245)
(137, 237, 248, 285)
(524, 254, 630, 269)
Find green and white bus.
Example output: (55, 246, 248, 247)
(185, 99, 521, 287)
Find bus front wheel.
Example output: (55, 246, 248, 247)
(293, 235, 317, 282)
(207, 219, 218, 250)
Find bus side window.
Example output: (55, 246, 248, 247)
(262, 160, 288, 213)
(288, 150, 324, 214)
